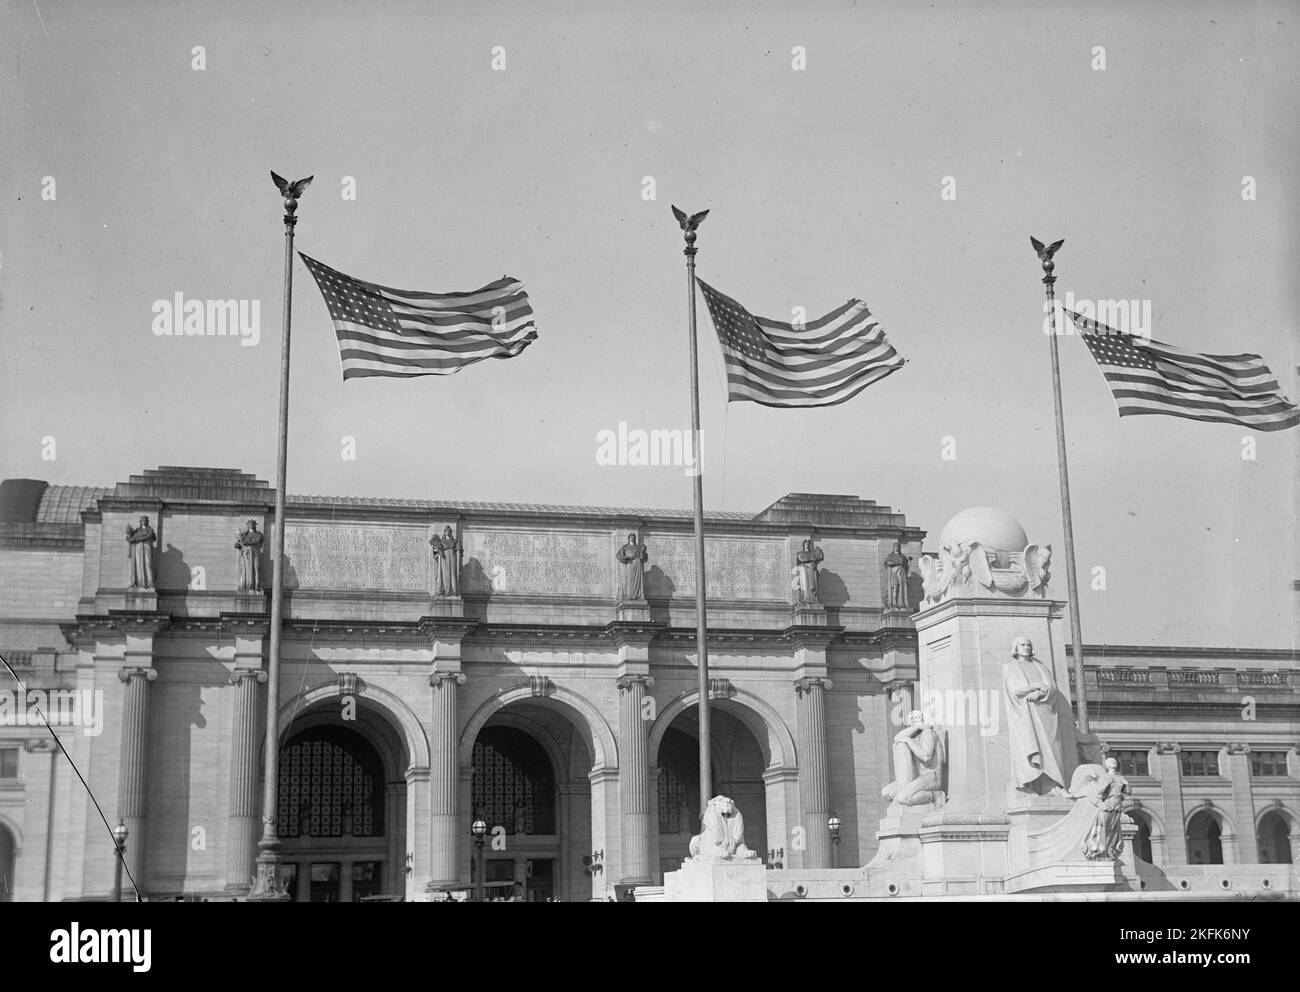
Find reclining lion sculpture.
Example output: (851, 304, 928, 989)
(689, 795, 760, 862)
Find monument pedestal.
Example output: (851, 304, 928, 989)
(429, 595, 464, 618)
(663, 858, 768, 902)
(614, 600, 650, 623)
(867, 808, 932, 867)
(790, 603, 827, 627)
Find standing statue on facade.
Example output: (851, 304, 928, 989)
(615, 532, 648, 602)
(235, 519, 264, 592)
(1079, 757, 1130, 860)
(881, 710, 946, 808)
(791, 537, 824, 604)
(126, 516, 156, 589)
(430, 525, 462, 597)
(883, 540, 911, 610)
(1002, 635, 1069, 795)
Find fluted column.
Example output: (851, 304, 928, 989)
(225, 667, 267, 892)
(116, 666, 157, 891)
(617, 674, 654, 884)
(795, 675, 832, 869)
(428, 671, 466, 888)
(1154, 742, 1189, 865)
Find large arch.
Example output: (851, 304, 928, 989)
(459, 683, 618, 773)
(647, 687, 797, 771)
(1256, 805, 1296, 864)
(274, 681, 430, 772)
(1186, 806, 1234, 865)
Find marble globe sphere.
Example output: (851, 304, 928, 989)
(937, 506, 1028, 552)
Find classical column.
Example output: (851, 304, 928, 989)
(1224, 743, 1257, 864)
(428, 671, 466, 889)
(116, 665, 158, 892)
(617, 674, 654, 884)
(1154, 742, 1189, 865)
(225, 667, 267, 893)
(795, 675, 832, 869)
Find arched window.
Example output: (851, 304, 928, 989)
(0, 825, 13, 902)
(1128, 811, 1153, 863)
(1186, 811, 1223, 865)
(472, 727, 555, 835)
(277, 726, 385, 838)
(658, 728, 701, 835)
(1257, 811, 1293, 864)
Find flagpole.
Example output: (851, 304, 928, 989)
(249, 174, 309, 900)
(675, 206, 713, 810)
(1034, 237, 1090, 734)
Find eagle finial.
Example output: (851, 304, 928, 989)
(671, 205, 710, 233)
(1029, 235, 1065, 276)
(271, 171, 314, 203)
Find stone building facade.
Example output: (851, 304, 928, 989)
(0, 466, 1295, 901)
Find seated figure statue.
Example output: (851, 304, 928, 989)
(881, 710, 946, 809)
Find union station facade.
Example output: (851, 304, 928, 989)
(0, 466, 1296, 901)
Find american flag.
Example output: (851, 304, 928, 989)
(1067, 309, 1299, 432)
(299, 253, 537, 381)
(696, 279, 905, 407)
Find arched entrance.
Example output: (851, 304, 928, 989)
(1127, 810, 1154, 864)
(1186, 810, 1224, 865)
(275, 705, 409, 902)
(652, 707, 768, 882)
(0, 824, 14, 902)
(465, 705, 595, 902)
(1257, 810, 1293, 864)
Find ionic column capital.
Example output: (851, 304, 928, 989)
(117, 666, 158, 684)
(229, 667, 268, 686)
(794, 675, 832, 696)
(429, 671, 467, 688)
(616, 674, 655, 693)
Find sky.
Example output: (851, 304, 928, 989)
(2, 0, 1297, 649)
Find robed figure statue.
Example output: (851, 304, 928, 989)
(791, 537, 824, 604)
(1082, 757, 1130, 860)
(430, 526, 462, 598)
(126, 516, 156, 589)
(882, 540, 911, 610)
(235, 519, 264, 592)
(615, 532, 648, 602)
(1001, 635, 1068, 794)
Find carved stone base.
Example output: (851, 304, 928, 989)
(614, 599, 650, 623)
(880, 607, 913, 630)
(867, 809, 933, 868)
(232, 590, 268, 614)
(123, 589, 158, 612)
(429, 595, 464, 618)
(663, 858, 768, 902)
(790, 603, 827, 627)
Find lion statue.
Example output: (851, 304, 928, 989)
(688, 795, 760, 863)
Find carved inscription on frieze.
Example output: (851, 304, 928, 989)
(646, 537, 786, 600)
(461, 530, 608, 596)
(283, 524, 430, 591)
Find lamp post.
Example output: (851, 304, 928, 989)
(112, 820, 128, 903)
(827, 813, 842, 870)
(471, 818, 487, 903)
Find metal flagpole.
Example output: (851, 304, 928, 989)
(674, 205, 713, 810)
(1032, 236, 1090, 734)
(249, 173, 312, 900)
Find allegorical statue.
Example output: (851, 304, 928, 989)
(125, 515, 156, 589)
(615, 532, 648, 602)
(882, 540, 911, 610)
(430, 525, 463, 598)
(1002, 636, 1069, 795)
(919, 542, 1051, 606)
(235, 519, 264, 592)
(790, 537, 824, 604)
(1078, 757, 1130, 860)
(688, 796, 759, 863)
(881, 710, 945, 809)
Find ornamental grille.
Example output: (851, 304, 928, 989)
(277, 728, 384, 838)
(471, 728, 555, 835)
(657, 729, 700, 835)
